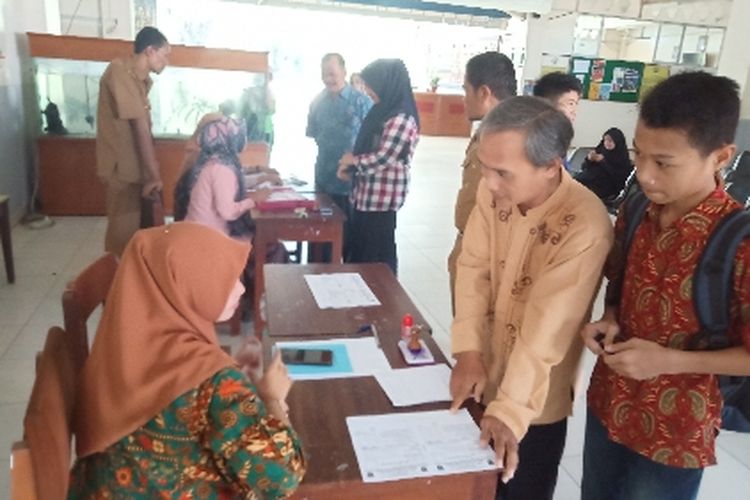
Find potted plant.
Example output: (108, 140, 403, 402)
(430, 76, 440, 93)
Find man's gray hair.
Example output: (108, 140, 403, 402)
(322, 53, 346, 70)
(478, 96, 573, 168)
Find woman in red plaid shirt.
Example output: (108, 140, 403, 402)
(337, 59, 420, 274)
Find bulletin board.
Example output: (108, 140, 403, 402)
(570, 57, 646, 103)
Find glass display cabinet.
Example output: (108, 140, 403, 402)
(26, 32, 269, 215)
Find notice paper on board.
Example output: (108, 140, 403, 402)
(303, 273, 381, 309)
(346, 409, 498, 483)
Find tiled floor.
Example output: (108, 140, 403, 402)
(2, 136, 749, 498)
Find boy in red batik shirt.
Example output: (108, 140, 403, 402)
(581, 71, 750, 500)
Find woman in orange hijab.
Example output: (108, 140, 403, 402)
(68, 222, 305, 498)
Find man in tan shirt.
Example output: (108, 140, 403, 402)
(449, 97, 613, 500)
(97, 27, 170, 255)
(448, 52, 516, 312)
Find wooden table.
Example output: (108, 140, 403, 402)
(263, 263, 497, 499)
(250, 195, 345, 337)
(265, 263, 429, 339)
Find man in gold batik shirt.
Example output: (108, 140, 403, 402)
(448, 52, 517, 312)
(449, 97, 613, 500)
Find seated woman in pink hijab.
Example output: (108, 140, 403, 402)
(174, 116, 287, 316)
(174, 116, 257, 240)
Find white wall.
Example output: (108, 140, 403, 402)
(59, 0, 131, 39)
(573, 100, 639, 147)
(718, 0, 750, 117)
(523, 11, 577, 83)
(0, 0, 50, 220)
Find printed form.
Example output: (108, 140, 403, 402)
(304, 273, 381, 309)
(346, 409, 498, 482)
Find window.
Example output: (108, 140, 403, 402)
(573, 15, 723, 69)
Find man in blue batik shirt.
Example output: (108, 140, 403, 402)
(306, 53, 372, 260)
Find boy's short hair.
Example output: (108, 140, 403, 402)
(134, 27, 168, 54)
(533, 72, 582, 101)
(479, 96, 573, 168)
(640, 71, 739, 156)
(465, 52, 517, 101)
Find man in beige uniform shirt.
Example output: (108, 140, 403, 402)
(97, 27, 170, 255)
(449, 97, 613, 500)
(448, 51, 516, 313)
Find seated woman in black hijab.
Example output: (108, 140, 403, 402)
(575, 127, 633, 201)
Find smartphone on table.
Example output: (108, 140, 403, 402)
(280, 348, 334, 366)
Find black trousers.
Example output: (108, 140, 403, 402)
(347, 209, 397, 275)
(496, 418, 568, 500)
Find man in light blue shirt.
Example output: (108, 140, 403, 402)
(306, 53, 372, 259)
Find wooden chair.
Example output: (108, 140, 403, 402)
(10, 326, 76, 500)
(0, 194, 15, 283)
(140, 192, 166, 228)
(62, 253, 119, 369)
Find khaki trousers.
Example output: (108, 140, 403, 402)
(447, 232, 462, 316)
(104, 178, 142, 257)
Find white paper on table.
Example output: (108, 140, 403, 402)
(346, 409, 498, 483)
(303, 273, 381, 309)
(374, 364, 452, 407)
(275, 338, 390, 380)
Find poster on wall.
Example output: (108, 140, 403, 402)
(622, 68, 640, 93)
(606, 61, 644, 102)
(591, 59, 605, 83)
(588, 82, 600, 100)
(598, 83, 612, 101)
(134, 0, 157, 33)
(573, 59, 591, 74)
(640, 65, 670, 101)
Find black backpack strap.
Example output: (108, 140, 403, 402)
(693, 209, 750, 348)
(622, 190, 650, 254)
(607, 190, 650, 307)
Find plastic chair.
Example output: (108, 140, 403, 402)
(62, 253, 119, 369)
(605, 168, 639, 215)
(567, 147, 593, 174)
(10, 326, 76, 500)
